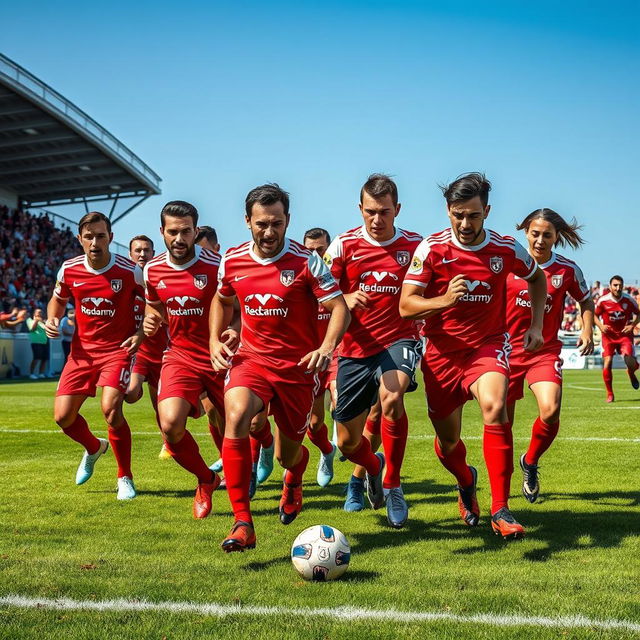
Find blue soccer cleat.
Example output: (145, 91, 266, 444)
(75, 438, 109, 485)
(209, 458, 223, 473)
(256, 442, 274, 485)
(249, 463, 258, 499)
(384, 485, 408, 528)
(317, 444, 336, 487)
(343, 475, 365, 512)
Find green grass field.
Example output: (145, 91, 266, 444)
(1, 370, 639, 639)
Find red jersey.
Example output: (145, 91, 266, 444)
(404, 228, 537, 353)
(218, 238, 341, 364)
(54, 253, 143, 357)
(134, 295, 169, 362)
(144, 246, 220, 370)
(317, 302, 331, 342)
(506, 252, 590, 355)
(324, 225, 423, 358)
(595, 292, 638, 337)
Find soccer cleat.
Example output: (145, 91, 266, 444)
(365, 452, 386, 510)
(279, 482, 303, 525)
(343, 476, 365, 512)
(384, 486, 409, 528)
(75, 438, 109, 485)
(209, 457, 223, 473)
(193, 472, 221, 519)
(158, 443, 172, 460)
(221, 520, 256, 553)
(29, 374, 38, 380)
(317, 444, 336, 487)
(606, 393, 615, 403)
(256, 442, 274, 484)
(116, 476, 137, 500)
(629, 371, 639, 390)
(249, 464, 258, 499)
(519, 454, 540, 503)
(457, 465, 480, 526)
(491, 507, 526, 540)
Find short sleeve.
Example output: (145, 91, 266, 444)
(568, 264, 590, 303)
(143, 263, 160, 305)
(53, 264, 71, 300)
(323, 236, 344, 282)
(217, 254, 236, 299)
(307, 252, 342, 303)
(512, 240, 537, 280)
(403, 239, 433, 288)
(594, 299, 603, 317)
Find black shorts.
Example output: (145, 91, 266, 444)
(31, 342, 49, 361)
(333, 339, 423, 423)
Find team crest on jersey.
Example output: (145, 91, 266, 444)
(194, 274, 207, 290)
(410, 256, 422, 272)
(280, 270, 295, 286)
(110, 279, 122, 292)
(551, 274, 563, 289)
(490, 256, 503, 273)
(396, 251, 410, 266)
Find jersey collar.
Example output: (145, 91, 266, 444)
(360, 225, 400, 247)
(164, 245, 201, 270)
(449, 227, 491, 252)
(249, 238, 290, 264)
(536, 251, 557, 270)
(83, 252, 115, 274)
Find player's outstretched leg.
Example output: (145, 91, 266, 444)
(279, 445, 309, 525)
(343, 414, 380, 511)
(625, 355, 639, 390)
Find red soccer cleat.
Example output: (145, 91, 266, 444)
(193, 472, 221, 519)
(491, 507, 525, 540)
(606, 393, 615, 403)
(221, 520, 256, 553)
(279, 482, 303, 525)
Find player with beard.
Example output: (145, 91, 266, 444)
(210, 183, 349, 552)
(594, 275, 639, 402)
(143, 201, 229, 519)
(44, 212, 143, 500)
(400, 173, 547, 539)
(506, 209, 594, 502)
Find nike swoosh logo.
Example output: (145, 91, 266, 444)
(73, 281, 87, 286)
(352, 255, 365, 260)
(234, 275, 249, 281)
(442, 258, 458, 264)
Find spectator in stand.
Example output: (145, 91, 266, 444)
(27, 308, 49, 379)
(59, 307, 76, 365)
(591, 281, 603, 302)
(0, 303, 27, 330)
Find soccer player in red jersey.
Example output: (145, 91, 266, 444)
(324, 174, 423, 528)
(303, 227, 339, 487)
(594, 275, 640, 402)
(143, 201, 227, 519)
(43, 212, 143, 500)
(505, 209, 594, 502)
(400, 173, 547, 539)
(210, 184, 349, 552)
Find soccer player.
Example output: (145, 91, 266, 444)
(210, 183, 349, 552)
(195, 226, 221, 253)
(400, 173, 547, 539)
(43, 211, 143, 500)
(303, 227, 339, 486)
(505, 209, 594, 502)
(324, 174, 423, 528)
(594, 275, 639, 402)
(143, 201, 227, 518)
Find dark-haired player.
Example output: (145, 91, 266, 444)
(325, 174, 423, 528)
(595, 275, 639, 402)
(506, 209, 594, 502)
(400, 172, 547, 539)
(210, 183, 349, 552)
(44, 212, 143, 500)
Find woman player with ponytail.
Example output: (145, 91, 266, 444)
(505, 209, 595, 502)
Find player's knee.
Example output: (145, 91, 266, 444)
(337, 431, 360, 454)
(54, 411, 75, 429)
(380, 393, 404, 421)
(307, 413, 322, 431)
(102, 406, 123, 427)
(539, 403, 561, 424)
(479, 398, 506, 424)
(437, 435, 459, 455)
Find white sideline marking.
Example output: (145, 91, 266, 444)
(564, 384, 606, 391)
(1, 595, 639, 632)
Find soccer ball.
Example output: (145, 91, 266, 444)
(291, 524, 350, 581)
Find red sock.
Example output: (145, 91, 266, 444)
(108, 421, 132, 479)
(483, 422, 513, 514)
(434, 437, 473, 487)
(381, 413, 408, 489)
(307, 423, 334, 455)
(223, 437, 252, 523)
(62, 415, 100, 454)
(165, 430, 212, 484)
(252, 420, 274, 449)
(249, 433, 261, 464)
(525, 417, 559, 465)
(603, 368, 613, 394)
(284, 445, 309, 484)
(208, 422, 223, 455)
(364, 415, 381, 436)
(344, 437, 381, 475)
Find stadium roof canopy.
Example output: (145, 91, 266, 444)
(0, 53, 161, 223)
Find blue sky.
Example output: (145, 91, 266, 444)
(3, 1, 639, 283)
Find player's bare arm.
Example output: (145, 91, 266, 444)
(621, 311, 638, 335)
(44, 295, 67, 339)
(120, 324, 146, 355)
(399, 274, 468, 320)
(209, 292, 235, 370)
(298, 294, 350, 373)
(522, 266, 546, 352)
(577, 297, 595, 355)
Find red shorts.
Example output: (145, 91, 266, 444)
(601, 335, 635, 358)
(421, 338, 511, 420)
(57, 350, 133, 397)
(507, 349, 563, 403)
(132, 353, 162, 389)
(157, 356, 224, 418)
(225, 353, 319, 442)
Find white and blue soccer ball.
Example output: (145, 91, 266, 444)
(291, 524, 350, 581)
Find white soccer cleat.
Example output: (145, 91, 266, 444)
(75, 438, 109, 485)
(117, 476, 137, 500)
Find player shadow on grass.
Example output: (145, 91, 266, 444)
(542, 489, 640, 508)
